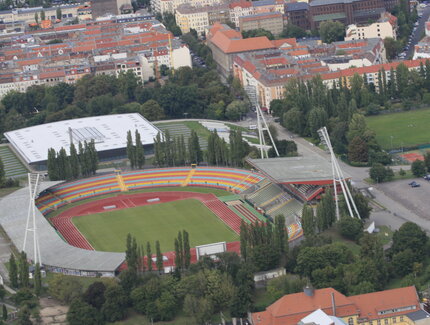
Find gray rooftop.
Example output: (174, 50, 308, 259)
(0, 183, 125, 272)
(406, 310, 430, 321)
(247, 155, 342, 183)
(286, 2, 309, 11)
(309, 0, 355, 6)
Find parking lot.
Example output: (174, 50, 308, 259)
(378, 177, 430, 221)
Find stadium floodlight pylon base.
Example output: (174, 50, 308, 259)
(23, 173, 42, 265)
(318, 127, 360, 220)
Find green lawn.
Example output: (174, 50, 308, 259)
(72, 199, 238, 252)
(366, 109, 430, 149)
(46, 186, 231, 219)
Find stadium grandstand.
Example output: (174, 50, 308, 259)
(4, 113, 160, 170)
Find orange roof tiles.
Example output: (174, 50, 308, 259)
(271, 38, 297, 48)
(252, 286, 421, 325)
(229, 0, 252, 8)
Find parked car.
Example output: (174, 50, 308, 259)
(411, 183, 421, 187)
(409, 181, 417, 186)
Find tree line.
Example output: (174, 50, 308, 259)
(0, 65, 248, 138)
(47, 140, 98, 181)
(152, 129, 251, 168)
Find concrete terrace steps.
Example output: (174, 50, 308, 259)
(0, 146, 28, 178)
(156, 123, 208, 149)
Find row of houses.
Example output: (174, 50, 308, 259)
(0, 12, 192, 98)
(206, 22, 404, 108)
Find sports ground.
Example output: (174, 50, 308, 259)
(366, 108, 430, 149)
(72, 198, 238, 252)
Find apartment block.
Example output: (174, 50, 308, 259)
(345, 11, 397, 41)
(239, 12, 284, 35)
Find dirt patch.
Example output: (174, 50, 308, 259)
(39, 297, 68, 325)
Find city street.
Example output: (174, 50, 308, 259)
(406, 5, 430, 58)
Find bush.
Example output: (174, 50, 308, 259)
(337, 217, 363, 241)
(411, 159, 426, 177)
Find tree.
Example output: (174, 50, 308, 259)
(411, 159, 426, 177)
(56, 8, 62, 20)
(384, 37, 402, 60)
(126, 130, 135, 169)
(140, 100, 165, 121)
(392, 222, 428, 258)
(17, 306, 32, 325)
(183, 230, 191, 269)
(34, 12, 39, 24)
(48, 274, 83, 304)
(155, 240, 163, 273)
(225, 100, 247, 121)
(34, 263, 41, 296)
(188, 131, 202, 164)
(67, 298, 104, 325)
(319, 20, 345, 43)
(281, 23, 307, 38)
(2, 304, 6, 321)
(8, 254, 18, 288)
(301, 205, 315, 237)
(135, 130, 145, 169)
(18, 251, 29, 288)
(101, 284, 128, 322)
(125, 234, 138, 273)
(337, 217, 363, 241)
(83, 282, 106, 310)
(40, 10, 45, 21)
(47, 148, 59, 181)
(242, 28, 275, 40)
(146, 242, 152, 272)
(69, 143, 80, 179)
(424, 151, 430, 172)
(348, 136, 368, 163)
(183, 295, 213, 324)
(353, 192, 371, 219)
(369, 163, 393, 183)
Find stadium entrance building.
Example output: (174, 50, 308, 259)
(4, 113, 160, 171)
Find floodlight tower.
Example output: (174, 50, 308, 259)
(245, 85, 279, 159)
(318, 127, 360, 220)
(23, 173, 42, 265)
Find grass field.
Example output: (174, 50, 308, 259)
(72, 199, 238, 252)
(366, 109, 430, 149)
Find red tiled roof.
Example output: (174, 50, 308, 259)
(240, 12, 282, 22)
(229, 0, 252, 8)
(349, 286, 420, 321)
(272, 38, 297, 48)
(210, 29, 275, 53)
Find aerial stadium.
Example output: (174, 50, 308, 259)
(0, 117, 343, 276)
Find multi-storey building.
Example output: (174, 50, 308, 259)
(91, 0, 132, 17)
(308, 0, 403, 29)
(251, 286, 429, 325)
(239, 12, 284, 35)
(284, 2, 310, 30)
(345, 11, 397, 40)
(229, 1, 253, 27)
(0, 13, 192, 98)
(152, 0, 226, 14)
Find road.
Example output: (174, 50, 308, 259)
(406, 5, 430, 58)
(237, 114, 430, 234)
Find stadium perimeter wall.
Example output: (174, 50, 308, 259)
(0, 182, 125, 276)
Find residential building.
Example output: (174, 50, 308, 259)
(413, 36, 430, 59)
(0, 4, 88, 25)
(229, 1, 254, 27)
(91, 0, 132, 17)
(308, 0, 401, 30)
(239, 12, 284, 35)
(252, 0, 285, 15)
(207, 22, 276, 78)
(345, 11, 397, 41)
(0, 13, 191, 98)
(285, 2, 310, 30)
(152, 0, 226, 14)
(251, 286, 430, 325)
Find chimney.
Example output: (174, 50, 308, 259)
(303, 285, 314, 297)
(331, 292, 336, 316)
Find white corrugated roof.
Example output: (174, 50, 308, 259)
(5, 113, 160, 164)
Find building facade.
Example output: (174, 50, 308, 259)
(345, 12, 397, 41)
(239, 12, 284, 35)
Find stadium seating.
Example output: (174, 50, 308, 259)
(203, 198, 242, 234)
(268, 199, 303, 219)
(36, 167, 265, 215)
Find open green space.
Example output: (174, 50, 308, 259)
(72, 199, 238, 252)
(366, 109, 430, 149)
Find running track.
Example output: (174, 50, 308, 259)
(52, 191, 244, 251)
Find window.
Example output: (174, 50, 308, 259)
(400, 316, 403, 321)
(348, 318, 354, 325)
(393, 317, 396, 323)
(384, 319, 388, 325)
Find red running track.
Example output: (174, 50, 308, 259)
(51, 191, 243, 250)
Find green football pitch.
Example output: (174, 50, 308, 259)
(366, 108, 430, 149)
(72, 199, 238, 252)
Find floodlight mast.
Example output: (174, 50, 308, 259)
(318, 127, 360, 219)
(245, 85, 279, 159)
(23, 173, 42, 265)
